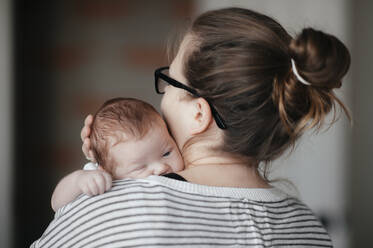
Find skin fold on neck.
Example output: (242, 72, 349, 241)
(176, 138, 272, 189)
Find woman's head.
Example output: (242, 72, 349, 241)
(160, 8, 350, 167)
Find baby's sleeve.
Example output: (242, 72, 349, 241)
(83, 162, 98, 170)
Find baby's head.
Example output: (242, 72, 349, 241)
(90, 98, 184, 179)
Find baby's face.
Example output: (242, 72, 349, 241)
(109, 119, 184, 179)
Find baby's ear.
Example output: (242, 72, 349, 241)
(97, 165, 104, 171)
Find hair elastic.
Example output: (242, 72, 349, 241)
(291, 59, 311, 86)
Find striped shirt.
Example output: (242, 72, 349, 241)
(31, 175, 333, 247)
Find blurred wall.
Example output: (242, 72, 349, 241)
(350, 0, 373, 246)
(198, 1, 352, 247)
(13, 1, 196, 246)
(0, 0, 12, 247)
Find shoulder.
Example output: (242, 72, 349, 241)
(33, 178, 162, 247)
(58, 178, 160, 216)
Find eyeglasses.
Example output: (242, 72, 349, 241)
(154, 66, 227, 129)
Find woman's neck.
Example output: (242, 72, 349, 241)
(178, 142, 272, 188)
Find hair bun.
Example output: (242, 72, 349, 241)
(289, 28, 350, 89)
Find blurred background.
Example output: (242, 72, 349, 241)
(0, 0, 371, 247)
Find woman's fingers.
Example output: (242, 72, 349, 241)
(84, 114, 93, 126)
(81, 114, 93, 142)
(82, 138, 96, 162)
(81, 115, 96, 161)
(88, 151, 96, 163)
(82, 138, 92, 160)
(80, 126, 90, 142)
(84, 141, 96, 163)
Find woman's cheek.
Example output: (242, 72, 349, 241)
(172, 145, 184, 171)
(160, 87, 175, 121)
(121, 168, 142, 179)
(160, 93, 169, 115)
(167, 154, 184, 172)
(132, 169, 152, 179)
(118, 172, 135, 179)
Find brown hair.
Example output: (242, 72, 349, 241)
(172, 8, 351, 178)
(90, 97, 161, 172)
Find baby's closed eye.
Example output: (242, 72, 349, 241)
(162, 151, 171, 157)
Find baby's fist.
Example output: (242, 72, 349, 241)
(77, 169, 112, 196)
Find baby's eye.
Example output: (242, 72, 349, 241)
(162, 151, 171, 157)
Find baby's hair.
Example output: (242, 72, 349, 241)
(90, 97, 161, 172)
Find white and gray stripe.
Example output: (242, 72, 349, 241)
(31, 176, 332, 248)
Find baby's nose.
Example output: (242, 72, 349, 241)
(150, 163, 171, 175)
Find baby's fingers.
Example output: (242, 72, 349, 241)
(81, 183, 93, 196)
(102, 172, 112, 191)
(93, 174, 107, 195)
(98, 166, 112, 191)
(88, 179, 100, 195)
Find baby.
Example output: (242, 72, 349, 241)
(51, 97, 184, 211)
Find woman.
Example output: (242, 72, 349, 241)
(32, 7, 350, 247)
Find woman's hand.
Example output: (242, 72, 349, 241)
(81, 114, 96, 163)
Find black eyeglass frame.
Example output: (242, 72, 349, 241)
(154, 66, 227, 129)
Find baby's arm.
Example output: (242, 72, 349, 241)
(51, 167, 112, 212)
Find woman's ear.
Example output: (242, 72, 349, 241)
(189, 98, 213, 135)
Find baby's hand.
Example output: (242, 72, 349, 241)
(77, 168, 112, 196)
